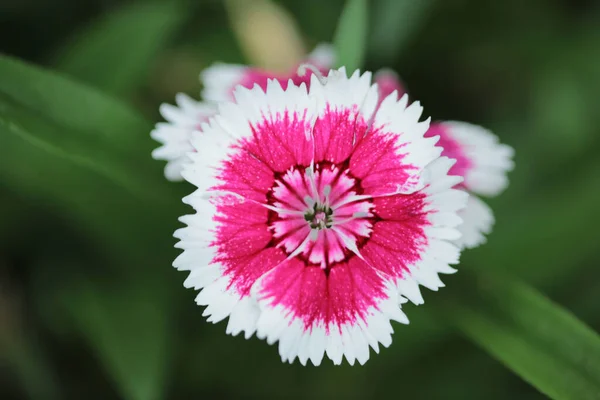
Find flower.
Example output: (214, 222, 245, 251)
(377, 73, 514, 248)
(174, 68, 468, 366)
(151, 44, 335, 181)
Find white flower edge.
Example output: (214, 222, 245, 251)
(452, 193, 495, 249)
(151, 93, 216, 181)
(441, 121, 515, 197)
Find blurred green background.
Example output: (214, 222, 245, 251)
(1, 0, 600, 399)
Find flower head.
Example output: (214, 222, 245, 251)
(373, 72, 515, 248)
(174, 68, 468, 366)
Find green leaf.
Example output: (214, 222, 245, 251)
(369, 0, 434, 62)
(442, 271, 600, 400)
(0, 289, 61, 400)
(0, 56, 182, 400)
(53, 1, 186, 96)
(468, 160, 600, 287)
(1, 336, 61, 399)
(333, 0, 368, 71)
(0, 54, 180, 207)
(0, 93, 180, 262)
(0, 54, 152, 156)
(63, 274, 171, 400)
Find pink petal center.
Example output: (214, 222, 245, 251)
(269, 163, 373, 270)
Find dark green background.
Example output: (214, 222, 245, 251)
(1, 0, 599, 398)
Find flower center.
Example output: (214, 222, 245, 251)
(268, 163, 375, 269)
(304, 204, 333, 229)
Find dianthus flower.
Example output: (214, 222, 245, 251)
(173, 67, 467, 365)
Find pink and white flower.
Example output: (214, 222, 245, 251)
(174, 67, 468, 366)
(377, 74, 514, 248)
(151, 44, 335, 181)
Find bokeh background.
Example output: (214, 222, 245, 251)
(1, 0, 600, 398)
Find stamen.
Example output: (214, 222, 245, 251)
(296, 63, 327, 85)
(323, 184, 332, 207)
(305, 165, 320, 201)
(331, 194, 371, 209)
(262, 203, 305, 216)
(304, 195, 315, 208)
(330, 216, 358, 226)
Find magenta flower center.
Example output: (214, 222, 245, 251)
(306, 207, 331, 229)
(268, 163, 374, 270)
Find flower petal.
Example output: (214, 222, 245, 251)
(200, 63, 247, 103)
(308, 68, 379, 164)
(151, 94, 215, 181)
(351, 93, 435, 196)
(254, 257, 404, 366)
(427, 121, 514, 196)
(453, 193, 495, 249)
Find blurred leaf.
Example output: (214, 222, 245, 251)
(0, 94, 164, 201)
(0, 54, 179, 205)
(0, 54, 151, 156)
(0, 93, 180, 261)
(0, 53, 181, 279)
(62, 275, 171, 400)
(531, 70, 590, 156)
(333, 0, 368, 71)
(469, 161, 600, 287)
(444, 271, 600, 400)
(225, 0, 305, 71)
(369, 0, 434, 63)
(1, 333, 61, 399)
(0, 55, 182, 400)
(0, 283, 61, 400)
(53, 1, 186, 96)
(0, 190, 31, 246)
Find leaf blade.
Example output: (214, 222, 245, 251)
(369, 0, 434, 62)
(0, 54, 150, 153)
(0, 56, 181, 400)
(333, 0, 368, 71)
(54, 1, 186, 96)
(443, 271, 600, 400)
